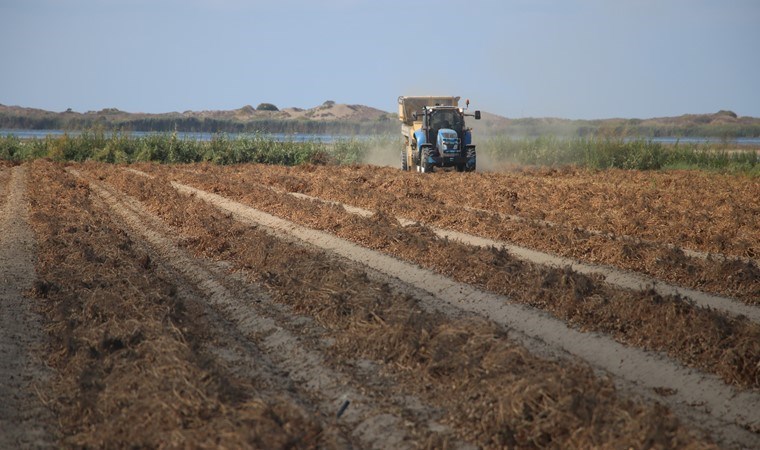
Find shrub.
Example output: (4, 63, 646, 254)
(256, 103, 279, 112)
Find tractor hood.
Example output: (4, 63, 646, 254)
(437, 129, 460, 154)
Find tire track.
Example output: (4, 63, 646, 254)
(0, 165, 57, 448)
(158, 174, 760, 448)
(72, 168, 467, 450)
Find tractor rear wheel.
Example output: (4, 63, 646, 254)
(465, 147, 476, 172)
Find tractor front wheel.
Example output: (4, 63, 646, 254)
(420, 147, 434, 173)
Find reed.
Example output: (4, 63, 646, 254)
(0, 131, 342, 165)
(479, 136, 759, 173)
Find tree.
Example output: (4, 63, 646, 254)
(256, 103, 279, 111)
(716, 110, 737, 119)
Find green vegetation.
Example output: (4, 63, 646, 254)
(0, 112, 396, 135)
(479, 136, 759, 174)
(1, 131, 756, 174)
(476, 118, 760, 139)
(0, 115, 398, 135)
(474, 109, 760, 139)
(256, 103, 279, 111)
(0, 130, 394, 166)
(584, 122, 760, 139)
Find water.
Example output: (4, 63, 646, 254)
(0, 129, 373, 143)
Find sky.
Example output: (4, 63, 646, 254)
(1, 0, 758, 119)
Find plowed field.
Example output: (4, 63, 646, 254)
(2, 160, 759, 449)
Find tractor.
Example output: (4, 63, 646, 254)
(398, 96, 480, 172)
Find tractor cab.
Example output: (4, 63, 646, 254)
(425, 107, 465, 145)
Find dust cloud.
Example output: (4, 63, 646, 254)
(361, 144, 402, 168)
(475, 145, 521, 173)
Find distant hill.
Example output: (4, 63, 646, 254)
(1, 101, 759, 137)
(162, 101, 393, 122)
(0, 101, 397, 135)
(472, 110, 760, 138)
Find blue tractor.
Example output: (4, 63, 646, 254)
(399, 96, 481, 173)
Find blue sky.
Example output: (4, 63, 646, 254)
(1, 0, 758, 119)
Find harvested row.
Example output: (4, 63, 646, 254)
(162, 177, 760, 449)
(499, 168, 759, 259)
(71, 167, 464, 449)
(80, 162, 718, 449)
(26, 160, 324, 448)
(286, 165, 757, 300)
(163, 163, 759, 305)
(453, 203, 750, 264)
(231, 164, 758, 259)
(134, 163, 760, 390)
(267, 185, 760, 323)
(150, 163, 758, 321)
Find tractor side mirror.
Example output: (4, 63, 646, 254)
(474, 111, 481, 120)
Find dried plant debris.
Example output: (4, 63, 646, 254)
(22, 160, 759, 448)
